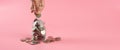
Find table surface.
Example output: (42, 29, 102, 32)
(0, 0, 120, 50)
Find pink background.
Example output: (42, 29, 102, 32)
(0, 0, 120, 50)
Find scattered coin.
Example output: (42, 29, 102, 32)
(55, 37, 61, 41)
(20, 39, 26, 42)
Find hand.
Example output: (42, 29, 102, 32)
(31, 0, 44, 14)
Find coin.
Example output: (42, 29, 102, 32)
(55, 37, 61, 41)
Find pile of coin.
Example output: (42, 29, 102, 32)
(20, 36, 61, 45)
(20, 37, 40, 45)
